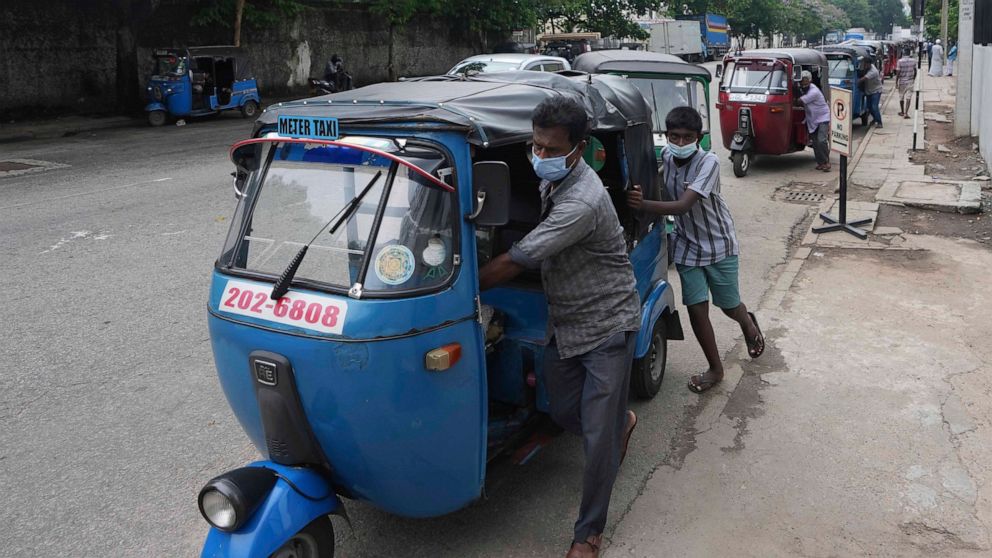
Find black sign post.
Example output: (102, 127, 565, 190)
(813, 86, 872, 239)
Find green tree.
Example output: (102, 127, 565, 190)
(925, 0, 959, 42)
(827, 0, 871, 29)
(192, 0, 303, 44)
(868, 0, 910, 35)
(540, 0, 661, 40)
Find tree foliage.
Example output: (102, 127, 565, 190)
(925, 0, 959, 42)
(191, 0, 302, 30)
(539, 0, 661, 40)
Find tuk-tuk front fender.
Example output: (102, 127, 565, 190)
(200, 461, 340, 558)
(144, 101, 167, 113)
(730, 133, 753, 153)
(634, 280, 681, 359)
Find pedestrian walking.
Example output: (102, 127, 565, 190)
(795, 70, 832, 171)
(897, 48, 918, 119)
(929, 40, 945, 76)
(626, 106, 765, 395)
(858, 60, 884, 128)
(926, 40, 933, 69)
(944, 43, 957, 76)
(479, 95, 640, 558)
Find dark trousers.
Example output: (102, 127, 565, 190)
(545, 331, 636, 543)
(812, 122, 830, 164)
(867, 92, 883, 125)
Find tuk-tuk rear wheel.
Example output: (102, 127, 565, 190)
(731, 152, 750, 177)
(241, 100, 259, 119)
(148, 110, 167, 127)
(631, 319, 668, 399)
(270, 516, 334, 558)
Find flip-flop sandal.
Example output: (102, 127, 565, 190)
(688, 373, 722, 393)
(747, 312, 765, 358)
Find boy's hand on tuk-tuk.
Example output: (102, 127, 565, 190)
(627, 185, 643, 210)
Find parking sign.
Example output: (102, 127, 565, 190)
(830, 87, 853, 156)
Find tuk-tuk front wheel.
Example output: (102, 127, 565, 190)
(241, 100, 259, 119)
(270, 516, 334, 558)
(731, 152, 750, 177)
(631, 319, 668, 399)
(148, 110, 167, 127)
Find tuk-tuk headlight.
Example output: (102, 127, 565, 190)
(733, 133, 745, 143)
(197, 467, 278, 532)
(200, 490, 237, 530)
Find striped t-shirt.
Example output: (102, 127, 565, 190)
(662, 148, 739, 267)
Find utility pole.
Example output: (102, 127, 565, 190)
(940, 0, 949, 63)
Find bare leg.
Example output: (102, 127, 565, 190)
(721, 303, 758, 340)
(687, 302, 724, 389)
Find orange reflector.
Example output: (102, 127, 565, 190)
(770, 106, 785, 113)
(425, 343, 462, 371)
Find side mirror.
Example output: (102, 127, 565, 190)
(231, 143, 263, 199)
(467, 161, 510, 227)
(792, 66, 803, 82)
(715, 64, 723, 79)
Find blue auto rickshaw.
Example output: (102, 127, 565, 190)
(818, 45, 871, 126)
(145, 46, 261, 126)
(197, 71, 683, 557)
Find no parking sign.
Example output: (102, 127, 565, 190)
(830, 87, 853, 156)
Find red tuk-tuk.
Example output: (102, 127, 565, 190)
(881, 40, 899, 77)
(716, 49, 829, 177)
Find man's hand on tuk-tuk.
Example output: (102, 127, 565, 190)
(626, 184, 644, 210)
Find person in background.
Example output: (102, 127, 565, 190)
(897, 48, 918, 119)
(796, 70, 832, 171)
(929, 40, 945, 76)
(627, 106, 765, 396)
(926, 40, 934, 70)
(858, 59, 884, 129)
(944, 43, 958, 76)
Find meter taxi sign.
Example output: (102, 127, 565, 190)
(830, 87, 852, 156)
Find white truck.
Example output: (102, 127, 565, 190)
(647, 19, 704, 62)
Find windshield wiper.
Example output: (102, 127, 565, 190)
(270, 170, 383, 300)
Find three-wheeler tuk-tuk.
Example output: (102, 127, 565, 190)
(145, 46, 261, 126)
(197, 70, 683, 557)
(716, 48, 829, 177)
(818, 45, 871, 126)
(572, 50, 713, 161)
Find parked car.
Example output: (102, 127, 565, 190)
(447, 54, 570, 76)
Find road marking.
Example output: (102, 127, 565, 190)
(0, 177, 173, 211)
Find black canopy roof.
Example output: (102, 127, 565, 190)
(572, 50, 711, 79)
(817, 45, 872, 59)
(255, 71, 653, 147)
(728, 48, 828, 67)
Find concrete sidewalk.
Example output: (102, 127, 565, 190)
(604, 72, 992, 556)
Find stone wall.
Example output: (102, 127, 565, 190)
(972, 45, 992, 173)
(1, 0, 480, 118)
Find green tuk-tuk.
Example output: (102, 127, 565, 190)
(572, 50, 713, 160)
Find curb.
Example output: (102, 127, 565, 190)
(0, 117, 141, 145)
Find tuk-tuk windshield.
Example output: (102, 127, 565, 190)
(828, 58, 854, 80)
(726, 61, 789, 93)
(627, 78, 690, 133)
(153, 54, 187, 78)
(222, 140, 456, 295)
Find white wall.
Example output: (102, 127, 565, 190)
(975, 45, 992, 173)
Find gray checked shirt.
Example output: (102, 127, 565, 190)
(509, 159, 641, 359)
(662, 149, 739, 267)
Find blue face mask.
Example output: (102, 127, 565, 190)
(532, 144, 579, 182)
(668, 142, 698, 159)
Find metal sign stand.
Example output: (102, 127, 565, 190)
(812, 155, 872, 238)
(814, 86, 872, 239)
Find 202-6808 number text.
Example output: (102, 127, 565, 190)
(223, 286, 340, 328)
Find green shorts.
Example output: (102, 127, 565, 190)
(676, 256, 741, 309)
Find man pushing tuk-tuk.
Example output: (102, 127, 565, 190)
(479, 96, 640, 558)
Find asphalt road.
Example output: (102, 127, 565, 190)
(0, 69, 866, 557)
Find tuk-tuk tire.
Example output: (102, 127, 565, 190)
(631, 318, 668, 399)
(148, 110, 167, 127)
(270, 515, 334, 558)
(731, 152, 750, 177)
(241, 100, 259, 119)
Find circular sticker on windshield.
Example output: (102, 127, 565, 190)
(374, 245, 416, 285)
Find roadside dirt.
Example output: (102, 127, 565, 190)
(909, 102, 990, 181)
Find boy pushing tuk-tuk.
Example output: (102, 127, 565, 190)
(628, 106, 766, 393)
